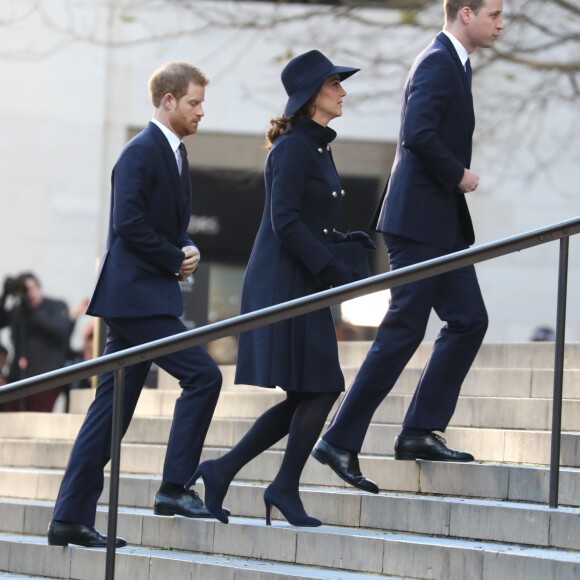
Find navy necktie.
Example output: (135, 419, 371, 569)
(178, 142, 189, 205)
(465, 58, 472, 89)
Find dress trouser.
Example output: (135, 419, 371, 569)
(53, 315, 222, 527)
(323, 233, 488, 453)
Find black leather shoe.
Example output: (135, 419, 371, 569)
(47, 520, 127, 548)
(154, 488, 230, 519)
(394, 432, 474, 462)
(311, 439, 379, 494)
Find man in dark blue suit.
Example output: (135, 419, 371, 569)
(48, 62, 223, 547)
(312, 0, 504, 492)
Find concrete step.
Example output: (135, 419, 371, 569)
(2, 413, 579, 467)
(0, 532, 387, 580)
(0, 503, 579, 580)
(0, 573, 53, 579)
(1, 469, 580, 549)
(157, 364, 580, 399)
(337, 341, 580, 370)
(68, 388, 580, 431)
(2, 441, 580, 508)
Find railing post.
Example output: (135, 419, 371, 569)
(105, 367, 125, 580)
(549, 236, 569, 509)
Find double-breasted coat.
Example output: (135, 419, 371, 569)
(235, 118, 347, 393)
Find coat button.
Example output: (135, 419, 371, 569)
(322, 228, 329, 235)
(318, 147, 323, 153)
(332, 191, 338, 198)
(327, 144, 331, 151)
(341, 189, 346, 197)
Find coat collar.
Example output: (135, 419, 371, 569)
(292, 117, 337, 146)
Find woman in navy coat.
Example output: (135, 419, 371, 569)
(190, 50, 371, 527)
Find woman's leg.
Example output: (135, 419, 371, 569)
(266, 391, 339, 526)
(191, 391, 302, 520)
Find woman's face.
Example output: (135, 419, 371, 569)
(311, 74, 347, 126)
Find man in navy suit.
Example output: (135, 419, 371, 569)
(48, 62, 223, 547)
(312, 0, 504, 492)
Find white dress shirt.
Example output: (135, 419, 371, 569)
(442, 29, 470, 70)
(151, 118, 184, 173)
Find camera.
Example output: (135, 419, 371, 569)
(2, 275, 28, 299)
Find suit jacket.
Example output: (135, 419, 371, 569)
(87, 122, 194, 318)
(373, 32, 475, 249)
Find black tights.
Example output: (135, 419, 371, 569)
(216, 390, 338, 495)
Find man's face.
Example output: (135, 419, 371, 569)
(467, 0, 504, 49)
(167, 82, 205, 139)
(24, 277, 43, 308)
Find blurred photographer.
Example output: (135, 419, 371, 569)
(0, 343, 8, 386)
(0, 272, 88, 411)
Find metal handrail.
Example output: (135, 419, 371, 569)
(1, 216, 579, 578)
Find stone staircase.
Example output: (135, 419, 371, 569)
(0, 341, 579, 579)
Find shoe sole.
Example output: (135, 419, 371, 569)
(153, 506, 215, 518)
(311, 448, 379, 494)
(47, 538, 68, 547)
(153, 506, 177, 517)
(394, 451, 474, 462)
(47, 538, 120, 548)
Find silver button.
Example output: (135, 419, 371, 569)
(332, 191, 338, 198)
(318, 147, 323, 153)
(322, 228, 329, 235)
(327, 144, 331, 151)
(341, 189, 346, 197)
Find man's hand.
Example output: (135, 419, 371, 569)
(458, 168, 480, 193)
(70, 297, 89, 320)
(179, 246, 200, 278)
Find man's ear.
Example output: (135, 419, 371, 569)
(161, 92, 175, 111)
(459, 6, 472, 25)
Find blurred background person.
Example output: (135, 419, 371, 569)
(530, 326, 555, 342)
(0, 272, 88, 411)
(0, 342, 8, 386)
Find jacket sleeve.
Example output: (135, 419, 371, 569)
(112, 143, 185, 274)
(269, 139, 334, 275)
(401, 52, 466, 192)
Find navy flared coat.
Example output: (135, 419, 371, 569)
(235, 118, 347, 393)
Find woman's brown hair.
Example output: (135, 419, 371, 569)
(265, 95, 316, 149)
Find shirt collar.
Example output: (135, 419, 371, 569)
(442, 30, 469, 68)
(151, 118, 182, 154)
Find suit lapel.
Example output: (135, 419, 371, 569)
(435, 32, 474, 121)
(148, 122, 185, 214)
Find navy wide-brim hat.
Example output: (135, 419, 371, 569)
(281, 50, 360, 117)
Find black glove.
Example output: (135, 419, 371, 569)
(319, 260, 358, 288)
(332, 230, 348, 243)
(345, 231, 376, 250)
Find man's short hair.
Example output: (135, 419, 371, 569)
(149, 62, 210, 107)
(445, 0, 485, 21)
(19, 272, 40, 288)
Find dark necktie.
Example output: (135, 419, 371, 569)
(178, 142, 189, 205)
(465, 58, 472, 90)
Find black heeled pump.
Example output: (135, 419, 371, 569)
(188, 460, 230, 524)
(263, 485, 321, 527)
